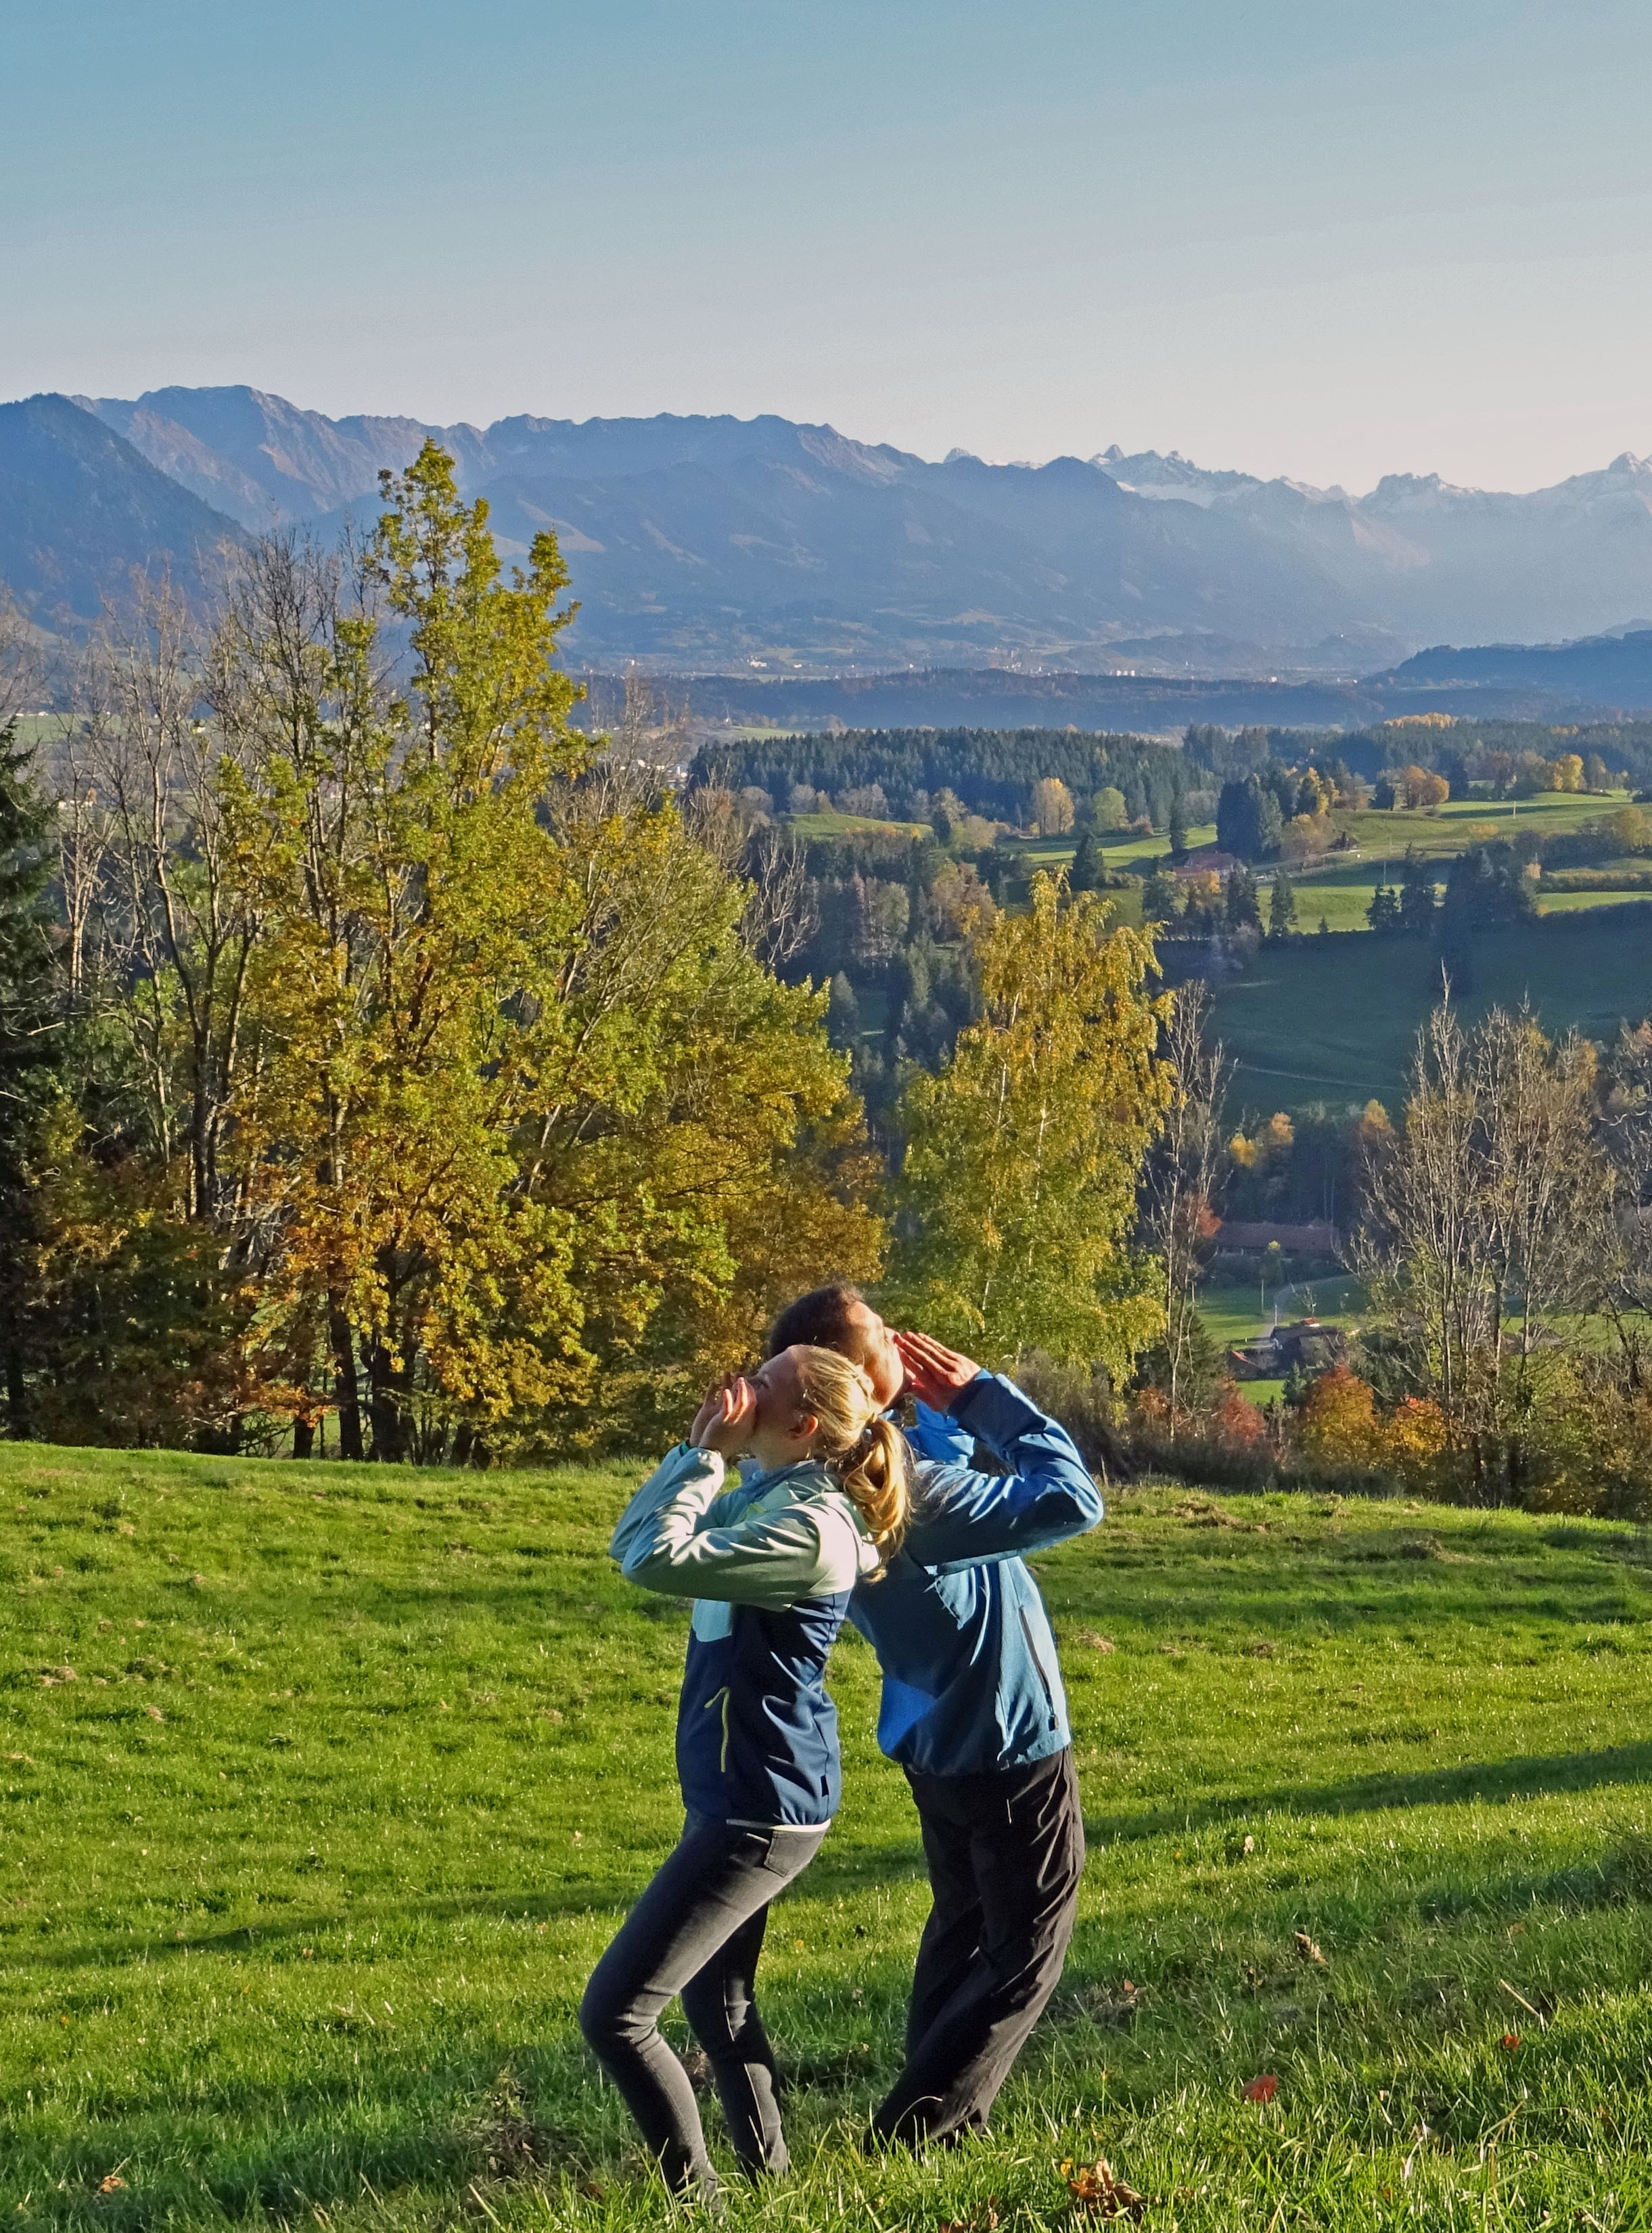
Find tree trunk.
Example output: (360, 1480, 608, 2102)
(292, 1417, 315, 1460)
(3, 1340, 26, 1439)
(329, 1304, 365, 1462)
(366, 1342, 405, 1464)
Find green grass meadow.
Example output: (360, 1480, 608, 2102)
(1208, 910, 1652, 1114)
(5, 1443, 1652, 2229)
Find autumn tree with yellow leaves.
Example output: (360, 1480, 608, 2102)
(892, 871, 1172, 1374)
(28, 447, 881, 1459)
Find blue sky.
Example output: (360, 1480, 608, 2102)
(4, 0, 1651, 491)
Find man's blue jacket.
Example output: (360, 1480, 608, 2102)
(846, 1372, 1101, 1778)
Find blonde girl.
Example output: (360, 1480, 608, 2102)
(578, 1345, 909, 2203)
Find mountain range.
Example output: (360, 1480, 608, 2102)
(5, 384, 1652, 686)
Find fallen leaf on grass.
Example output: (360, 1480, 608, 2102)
(938, 2203, 999, 2232)
(1293, 1931, 1327, 1966)
(97, 2175, 127, 2194)
(1500, 2032, 1522, 2052)
(1242, 2075, 1280, 2103)
(145, 1705, 164, 1723)
(1080, 1632, 1116, 1652)
(1061, 2158, 1150, 2220)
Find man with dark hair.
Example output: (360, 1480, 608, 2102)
(764, 1284, 1101, 2148)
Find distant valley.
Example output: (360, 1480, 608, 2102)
(6, 384, 1652, 693)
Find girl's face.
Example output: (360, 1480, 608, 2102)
(744, 1347, 819, 1469)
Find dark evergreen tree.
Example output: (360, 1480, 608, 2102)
(1267, 867, 1298, 941)
(1398, 847, 1438, 935)
(1262, 763, 1299, 820)
(1216, 775, 1283, 861)
(826, 970, 861, 1047)
(981, 840, 1018, 901)
(1069, 830, 1103, 892)
(1225, 863, 1264, 933)
(1366, 880, 1402, 933)
(1440, 842, 1536, 930)
(1168, 798, 1189, 859)
(1141, 867, 1180, 924)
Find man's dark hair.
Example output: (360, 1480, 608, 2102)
(766, 1283, 870, 1361)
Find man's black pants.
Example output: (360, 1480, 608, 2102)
(873, 1744, 1084, 2145)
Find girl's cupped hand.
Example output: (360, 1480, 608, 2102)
(892, 1329, 981, 1409)
(690, 1376, 758, 1456)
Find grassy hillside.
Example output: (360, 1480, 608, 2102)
(4, 1443, 1652, 2229)
(1210, 911, 1652, 1113)
(1336, 794, 1611, 860)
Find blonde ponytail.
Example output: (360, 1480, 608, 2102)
(790, 1344, 912, 1573)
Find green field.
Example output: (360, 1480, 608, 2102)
(1198, 1278, 1367, 1408)
(781, 809, 931, 840)
(1013, 824, 1219, 874)
(1200, 1276, 1367, 1355)
(1535, 889, 1652, 916)
(1010, 797, 1645, 934)
(1337, 793, 1617, 863)
(6, 1442, 1652, 2230)
(1209, 911, 1652, 1115)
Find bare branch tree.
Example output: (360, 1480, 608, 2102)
(80, 572, 265, 1219)
(0, 590, 45, 726)
(1138, 977, 1230, 1430)
(1358, 995, 1607, 1497)
(582, 669, 815, 969)
(1586, 1020, 1652, 1386)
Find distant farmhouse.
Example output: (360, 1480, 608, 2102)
(1228, 1318, 1348, 1383)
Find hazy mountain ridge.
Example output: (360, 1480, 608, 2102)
(1091, 444, 1652, 644)
(4, 384, 1652, 679)
(0, 392, 241, 623)
(1384, 627, 1652, 704)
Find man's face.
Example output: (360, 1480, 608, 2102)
(842, 1297, 904, 1411)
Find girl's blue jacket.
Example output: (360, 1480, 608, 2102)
(846, 1373, 1102, 1777)
(607, 1445, 879, 1826)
